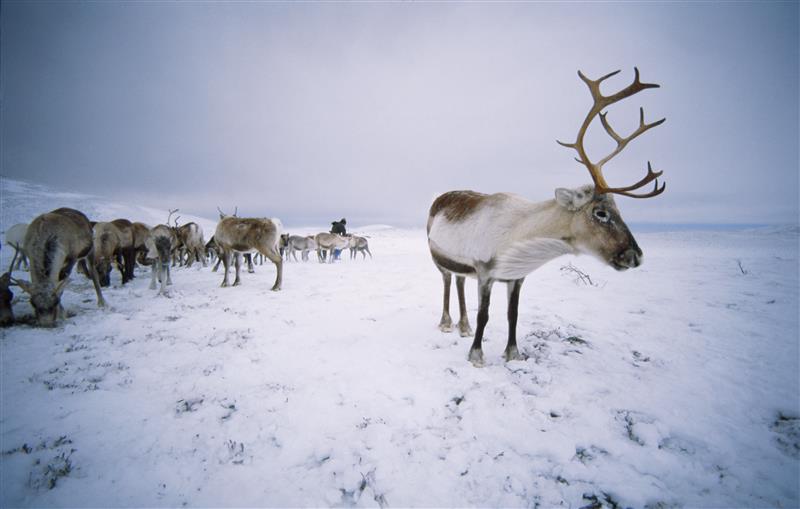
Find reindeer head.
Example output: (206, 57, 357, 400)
(13, 277, 69, 327)
(555, 68, 665, 271)
(555, 185, 641, 270)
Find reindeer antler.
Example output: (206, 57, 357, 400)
(167, 208, 180, 226)
(557, 67, 666, 198)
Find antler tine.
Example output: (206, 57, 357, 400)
(603, 162, 666, 198)
(558, 67, 667, 198)
(596, 107, 666, 170)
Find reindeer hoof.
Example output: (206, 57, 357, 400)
(439, 322, 453, 333)
(468, 349, 485, 367)
(233, 280, 241, 287)
(221, 281, 229, 288)
(459, 324, 473, 337)
(504, 346, 526, 362)
(271, 286, 281, 292)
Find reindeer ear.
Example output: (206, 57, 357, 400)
(555, 187, 592, 211)
(55, 278, 70, 297)
(11, 277, 33, 293)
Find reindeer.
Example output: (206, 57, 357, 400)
(428, 68, 666, 366)
(315, 233, 350, 263)
(13, 207, 106, 326)
(286, 235, 317, 262)
(348, 235, 372, 260)
(147, 224, 176, 294)
(90, 222, 123, 287)
(131, 222, 151, 266)
(176, 222, 207, 267)
(214, 216, 283, 289)
(111, 219, 136, 283)
(5, 223, 29, 272)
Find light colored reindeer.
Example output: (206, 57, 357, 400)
(315, 233, 350, 263)
(214, 216, 283, 289)
(13, 208, 106, 326)
(348, 235, 372, 260)
(286, 235, 317, 262)
(5, 223, 29, 272)
(176, 222, 207, 267)
(428, 68, 666, 366)
(147, 224, 176, 294)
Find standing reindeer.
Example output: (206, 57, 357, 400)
(13, 208, 106, 326)
(111, 219, 136, 283)
(214, 216, 283, 289)
(315, 233, 350, 263)
(176, 222, 207, 267)
(91, 222, 123, 287)
(348, 235, 372, 260)
(147, 224, 176, 294)
(428, 68, 666, 366)
(286, 235, 317, 262)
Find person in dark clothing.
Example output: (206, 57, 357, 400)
(330, 218, 347, 235)
(330, 218, 347, 260)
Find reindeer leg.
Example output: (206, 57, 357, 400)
(233, 253, 242, 286)
(221, 250, 231, 287)
(504, 278, 525, 361)
(213, 253, 222, 272)
(165, 258, 172, 286)
(149, 260, 157, 290)
(438, 269, 453, 332)
(85, 256, 107, 308)
(456, 276, 472, 337)
(263, 249, 283, 291)
(468, 277, 493, 367)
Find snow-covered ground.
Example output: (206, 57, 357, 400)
(1, 178, 798, 507)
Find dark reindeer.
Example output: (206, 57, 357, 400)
(428, 68, 666, 366)
(111, 218, 136, 283)
(14, 208, 106, 326)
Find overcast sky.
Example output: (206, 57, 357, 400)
(2, 1, 798, 226)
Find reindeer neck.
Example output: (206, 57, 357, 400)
(516, 198, 576, 241)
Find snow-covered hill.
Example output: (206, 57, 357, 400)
(1, 178, 798, 507)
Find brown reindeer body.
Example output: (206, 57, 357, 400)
(91, 222, 123, 287)
(214, 217, 283, 289)
(429, 68, 666, 366)
(16, 207, 106, 326)
(111, 218, 136, 283)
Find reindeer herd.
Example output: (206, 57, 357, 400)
(1, 206, 372, 328)
(2, 68, 667, 366)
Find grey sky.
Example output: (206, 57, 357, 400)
(2, 1, 798, 226)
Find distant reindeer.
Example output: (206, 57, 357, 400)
(0, 271, 14, 326)
(286, 235, 317, 262)
(428, 68, 666, 365)
(176, 222, 207, 267)
(111, 218, 136, 283)
(348, 235, 372, 260)
(13, 207, 106, 326)
(91, 222, 123, 287)
(5, 223, 29, 272)
(315, 233, 350, 263)
(147, 224, 176, 294)
(214, 216, 283, 289)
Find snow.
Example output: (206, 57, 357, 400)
(1, 177, 798, 507)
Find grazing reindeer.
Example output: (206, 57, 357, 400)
(91, 222, 123, 287)
(14, 207, 106, 327)
(286, 235, 317, 262)
(315, 233, 350, 263)
(428, 68, 666, 366)
(214, 216, 283, 289)
(147, 224, 176, 294)
(111, 219, 136, 283)
(348, 235, 372, 260)
(5, 223, 29, 272)
(0, 271, 14, 326)
(176, 222, 207, 267)
(131, 222, 151, 265)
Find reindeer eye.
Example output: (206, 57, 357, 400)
(593, 209, 610, 222)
